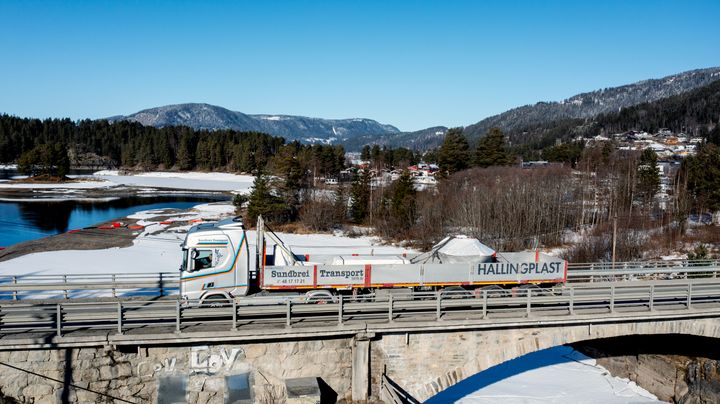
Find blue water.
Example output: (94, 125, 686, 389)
(0, 195, 228, 247)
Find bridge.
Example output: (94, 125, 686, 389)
(1, 261, 720, 403)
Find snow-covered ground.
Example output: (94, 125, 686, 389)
(0, 202, 409, 278)
(94, 170, 254, 192)
(0, 170, 255, 193)
(428, 346, 662, 403)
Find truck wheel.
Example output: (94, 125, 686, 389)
(201, 294, 231, 307)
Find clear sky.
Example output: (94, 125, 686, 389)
(1, 1, 719, 131)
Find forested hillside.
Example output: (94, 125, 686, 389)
(511, 78, 720, 150)
(463, 67, 720, 144)
(0, 116, 345, 175)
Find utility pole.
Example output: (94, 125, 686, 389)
(612, 214, 617, 269)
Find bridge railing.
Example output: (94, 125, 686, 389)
(567, 259, 720, 283)
(1, 259, 719, 301)
(0, 273, 180, 300)
(1, 279, 720, 338)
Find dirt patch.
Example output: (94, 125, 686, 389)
(0, 220, 141, 262)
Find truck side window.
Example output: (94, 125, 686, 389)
(192, 249, 214, 271)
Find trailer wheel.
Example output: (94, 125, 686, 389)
(440, 286, 472, 299)
(305, 290, 336, 304)
(479, 285, 509, 298)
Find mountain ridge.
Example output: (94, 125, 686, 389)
(108, 103, 401, 146)
(463, 66, 720, 143)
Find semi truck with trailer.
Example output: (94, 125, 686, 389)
(179, 216, 567, 303)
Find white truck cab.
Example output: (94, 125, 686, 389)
(180, 217, 254, 302)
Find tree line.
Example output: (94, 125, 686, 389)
(0, 115, 345, 177)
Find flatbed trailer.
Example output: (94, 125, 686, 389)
(179, 216, 568, 304)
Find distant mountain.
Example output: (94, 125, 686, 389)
(464, 67, 720, 143)
(109, 103, 400, 145)
(342, 126, 449, 151)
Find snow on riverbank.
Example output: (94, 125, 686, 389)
(94, 170, 254, 192)
(429, 346, 662, 403)
(0, 170, 255, 193)
(0, 202, 410, 277)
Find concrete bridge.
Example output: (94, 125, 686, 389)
(2, 284, 720, 403)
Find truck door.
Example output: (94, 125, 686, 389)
(180, 237, 235, 300)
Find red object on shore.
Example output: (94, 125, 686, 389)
(0, 247, 5, 250)
(190, 219, 203, 223)
(159, 221, 173, 225)
(68, 229, 80, 234)
(98, 225, 114, 230)
(128, 225, 144, 230)
(112, 222, 122, 228)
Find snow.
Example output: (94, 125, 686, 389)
(0, 171, 254, 193)
(0, 202, 409, 278)
(0, 180, 112, 189)
(93, 171, 254, 192)
(428, 346, 662, 404)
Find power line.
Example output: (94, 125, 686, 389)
(0, 361, 137, 404)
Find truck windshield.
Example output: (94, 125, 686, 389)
(181, 249, 188, 272)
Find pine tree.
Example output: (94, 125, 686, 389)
(474, 128, 512, 168)
(637, 148, 660, 203)
(176, 133, 194, 170)
(361, 145, 371, 161)
(245, 172, 285, 227)
(390, 170, 417, 230)
(333, 182, 348, 223)
(683, 144, 720, 211)
(273, 145, 306, 221)
(438, 128, 470, 175)
(350, 169, 371, 223)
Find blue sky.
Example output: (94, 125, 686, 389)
(1, 1, 719, 131)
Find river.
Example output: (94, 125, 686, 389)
(0, 195, 228, 247)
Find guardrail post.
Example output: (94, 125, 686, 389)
(338, 295, 344, 325)
(63, 275, 68, 299)
(687, 283, 692, 310)
(286, 300, 292, 327)
(435, 292, 442, 321)
(232, 300, 237, 331)
(56, 304, 62, 337)
(175, 300, 181, 333)
(117, 302, 123, 334)
(526, 289, 532, 317)
(111, 274, 116, 298)
(649, 285, 655, 311)
(569, 288, 574, 315)
(388, 295, 394, 323)
(482, 290, 488, 319)
(610, 285, 615, 313)
(12, 276, 17, 301)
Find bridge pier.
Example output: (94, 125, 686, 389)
(352, 332, 373, 401)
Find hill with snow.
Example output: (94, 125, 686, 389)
(109, 103, 400, 145)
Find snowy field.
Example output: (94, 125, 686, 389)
(428, 346, 662, 404)
(93, 170, 255, 192)
(0, 170, 255, 193)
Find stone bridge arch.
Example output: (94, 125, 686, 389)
(372, 317, 720, 401)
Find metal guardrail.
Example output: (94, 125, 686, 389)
(567, 259, 720, 283)
(0, 273, 179, 300)
(1, 260, 719, 301)
(1, 279, 719, 337)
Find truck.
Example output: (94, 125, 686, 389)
(179, 216, 568, 304)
